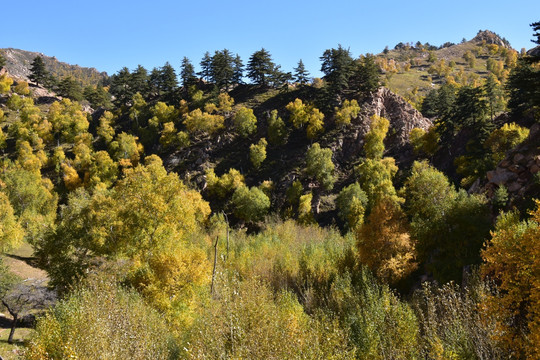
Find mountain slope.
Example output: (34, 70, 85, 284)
(0, 48, 107, 86)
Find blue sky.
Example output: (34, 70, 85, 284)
(2, 1, 539, 78)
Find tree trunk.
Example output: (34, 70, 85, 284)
(7, 314, 17, 344)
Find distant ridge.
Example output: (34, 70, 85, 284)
(0, 48, 108, 86)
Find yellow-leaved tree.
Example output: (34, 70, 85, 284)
(286, 98, 324, 139)
(0, 191, 25, 252)
(38, 155, 211, 326)
(481, 204, 540, 358)
(356, 196, 416, 284)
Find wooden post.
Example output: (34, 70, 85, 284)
(210, 236, 219, 297)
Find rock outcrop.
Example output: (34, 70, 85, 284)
(471, 30, 511, 48)
(368, 87, 432, 146)
(475, 123, 540, 208)
(336, 87, 432, 163)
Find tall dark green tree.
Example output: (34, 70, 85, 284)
(149, 67, 162, 98)
(531, 21, 540, 46)
(130, 65, 149, 98)
(350, 54, 380, 98)
(247, 48, 276, 87)
(320, 45, 354, 97)
(56, 76, 83, 101)
(28, 56, 49, 87)
(109, 67, 133, 107)
(293, 59, 310, 86)
(180, 57, 196, 87)
(198, 51, 212, 82)
(210, 49, 234, 90)
(83, 84, 112, 109)
(506, 21, 540, 118)
(484, 74, 505, 121)
(159, 62, 178, 104)
(506, 59, 540, 117)
(232, 54, 244, 85)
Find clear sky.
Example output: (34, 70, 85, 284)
(1, 0, 539, 78)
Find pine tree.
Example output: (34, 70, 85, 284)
(180, 57, 196, 87)
(320, 45, 354, 97)
(28, 56, 49, 87)
(210, 49, 234, 90)
(159, 62, 178, 104)
(293, 59, 310, 85)
(350, 54, 381, 98)
(109, 67, 133, 107)
(247, 48, 275, 87)
(232, 54, 244, 85)
(130, 65, 149, 98)
(56, 76, 83, 101)
(198, 51, 212, 81)
(0, 52, 6, 70)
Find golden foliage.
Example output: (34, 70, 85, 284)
(183, 108, 224, 136)
(356, 197, 416, 284)
(0, 192, 25, 252)
(482, 205, 540, 358)
(335, 99, 360, 126)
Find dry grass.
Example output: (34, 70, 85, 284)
(3, 243, 48, 282)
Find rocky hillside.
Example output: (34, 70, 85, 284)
(0, 48, 107, 86)
(377, 30, 517, 101)
(163, 87, 432, 218)
(473, 123, 540, 212)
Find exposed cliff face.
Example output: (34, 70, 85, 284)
(368, 87, 432, 145)
(473, 123, 540, 210)
(336, 87, 432, 163)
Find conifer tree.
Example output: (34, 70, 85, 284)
(232, 54, 244, 85)
(198, 51, 212, 81)
(247, 48, 276, 87)
(180, 57, 196, 87)
(56, 76, 83, 101)
(130, 65, 149, 98)
(320, 45, 354, 97)
(350, 54, 381, 98)
(28, 56, 49, 87)
(109, 67, 133, 107)
(0, 52, 5, 70)
(210, 49, 234, 90)
(293, 59, 310, 85)
(159, 62, 178, 104)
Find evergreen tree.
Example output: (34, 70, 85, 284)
(293, 59, 310, 86)
(320, 45, 354, 97)
(159, 62, 178, 104)
(531, 20, 540, 46)
(180, 57, 196, 87)
(130, 65, 149, 98)
(83, 84, 112, 109)
(56, 76, 83, 101)
(198, 51, 212, 81)
(210, 49, 234, 90)
(350, 54, 381, 98)
(28, 56, 49, 87)
(109, 67, 133, 107)
(232, 54, 244, 85)
(483, 73, 505, 121)
(149, 67, 162, 98)
(0, 52, 6, 70)
(247, 48, 276, 87)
